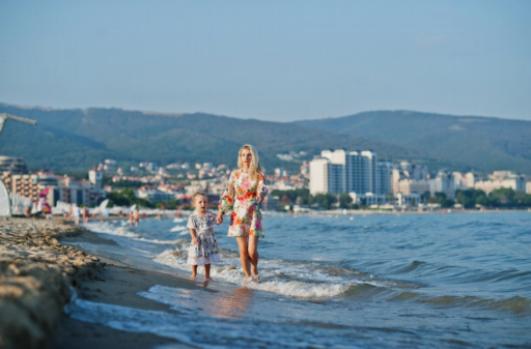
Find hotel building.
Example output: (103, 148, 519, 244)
(309, 149, 392, 197)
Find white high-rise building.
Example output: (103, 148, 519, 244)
(430, 171, 455, 198)
(360, 150, 377, 194)
(309, 158, 329, 195)
(309, 149, 390, 196)
(376, 162, 393, 195)
(89, 169, 104, 188)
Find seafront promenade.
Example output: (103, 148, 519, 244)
(0, 218, 103, 349)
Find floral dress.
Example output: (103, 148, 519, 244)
(219, 169, 268, 238)
(187, 211, 220, 265)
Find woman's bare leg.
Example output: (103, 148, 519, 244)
(205, 264, 211, 280)
(248, 235, 259, 278)
(203, 264, 211, 287)
(236, 236, 251, 277)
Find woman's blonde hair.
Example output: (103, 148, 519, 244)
(237, 144, 262, 178)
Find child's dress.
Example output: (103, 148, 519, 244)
(186, 211, 220, 265)
(219, 169, 268, 238)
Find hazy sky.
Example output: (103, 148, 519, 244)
(1, 0, 530, 121)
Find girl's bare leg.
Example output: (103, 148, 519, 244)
(236, 236, 251, 277)
(191, 265, 198, 280)
(248, 235, 259, 279)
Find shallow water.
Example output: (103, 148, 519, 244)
(66, 211, 531, 348)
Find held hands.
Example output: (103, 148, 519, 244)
(216, 211, 223, 225)
(191, 235, 198, 246)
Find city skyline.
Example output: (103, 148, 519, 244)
(1, 1, 530, 121)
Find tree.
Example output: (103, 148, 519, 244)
(430, 192, 454, 208)
(339, 193, 352, 209)
(455, 189, 486, 209)
(310, 193, 337, 210)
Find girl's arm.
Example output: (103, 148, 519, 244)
(189, 228, 198, 245)
(187, 215, 198, 244)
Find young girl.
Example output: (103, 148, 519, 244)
(187, 192, 220, 285)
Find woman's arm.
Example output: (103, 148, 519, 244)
(256, 172, 268, 204)
(218, 171, 236, 219)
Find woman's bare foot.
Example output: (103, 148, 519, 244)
(251, 273, 260, 283)
(191, 272, 197, 281)
(242, 275, 252, 286)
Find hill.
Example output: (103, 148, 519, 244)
(295, 110, 531, 174)
(1, 103, 530, 174)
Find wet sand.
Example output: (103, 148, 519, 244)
(0, 218, 196, 349)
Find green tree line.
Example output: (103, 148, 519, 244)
(271, 188, 531, 210)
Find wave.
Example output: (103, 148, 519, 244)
(389, 291, 531, 315)
(84, 221, 185, 246)
(83, 222, 141, 238)
(392, 260, 428, 274)
(153, 247, 423, 300)
(170, 225, 188, 234)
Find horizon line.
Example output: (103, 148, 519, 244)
(1, 100, 530, 124)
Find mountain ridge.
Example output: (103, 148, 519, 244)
(1, 102, 530, 174)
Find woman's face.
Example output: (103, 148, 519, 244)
(240, 148, 252, 167)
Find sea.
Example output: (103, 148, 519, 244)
(64, 211, 531, 348)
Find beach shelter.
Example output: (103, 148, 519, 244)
(0, 181, 11, 217)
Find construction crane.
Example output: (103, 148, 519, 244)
(0, 113, 37, 134)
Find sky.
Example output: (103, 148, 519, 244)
(1, 0, 530, 121)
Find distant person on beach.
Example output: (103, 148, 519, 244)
(134, 206, 140, 225)
(72, 204, 81, 225)
(128, 209, 135, 225)
(187, 192, 220, 286)
(82, 207, 89, 224)
(129, 205, 140, 226)
(217, 144, 268, 283)
(99, 206, 109, 222)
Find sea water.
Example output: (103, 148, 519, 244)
(65, 211, 531, 348)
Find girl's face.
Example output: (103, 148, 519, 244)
(194, 195, 207, 212)
(240, 148, 252, 168)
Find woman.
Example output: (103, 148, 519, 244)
(217, 144, 267, 282)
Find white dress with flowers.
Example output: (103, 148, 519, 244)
(186, 211, 220, 265)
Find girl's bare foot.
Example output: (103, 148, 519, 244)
(203, 277, 211, 287)
(251, 273, 260, 283)
(191, 272, 197, 281)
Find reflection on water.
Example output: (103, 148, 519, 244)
(208, 287, 254, 319)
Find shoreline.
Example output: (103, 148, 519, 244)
(0, 217, 104, 349)
(0, 217, 196, 349)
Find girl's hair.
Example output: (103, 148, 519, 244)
(237, 144, 262, 178)
(192, 192, 207, 205)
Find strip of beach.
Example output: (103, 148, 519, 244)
(0, 217, 196, 349)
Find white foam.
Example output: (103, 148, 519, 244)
(65, 298, 197, 346)
(153, 248, 353, 299)
(169, 225, 188, 235)
(83, 222, 141, 238)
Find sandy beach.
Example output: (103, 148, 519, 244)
(0, 218, 196, 349)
